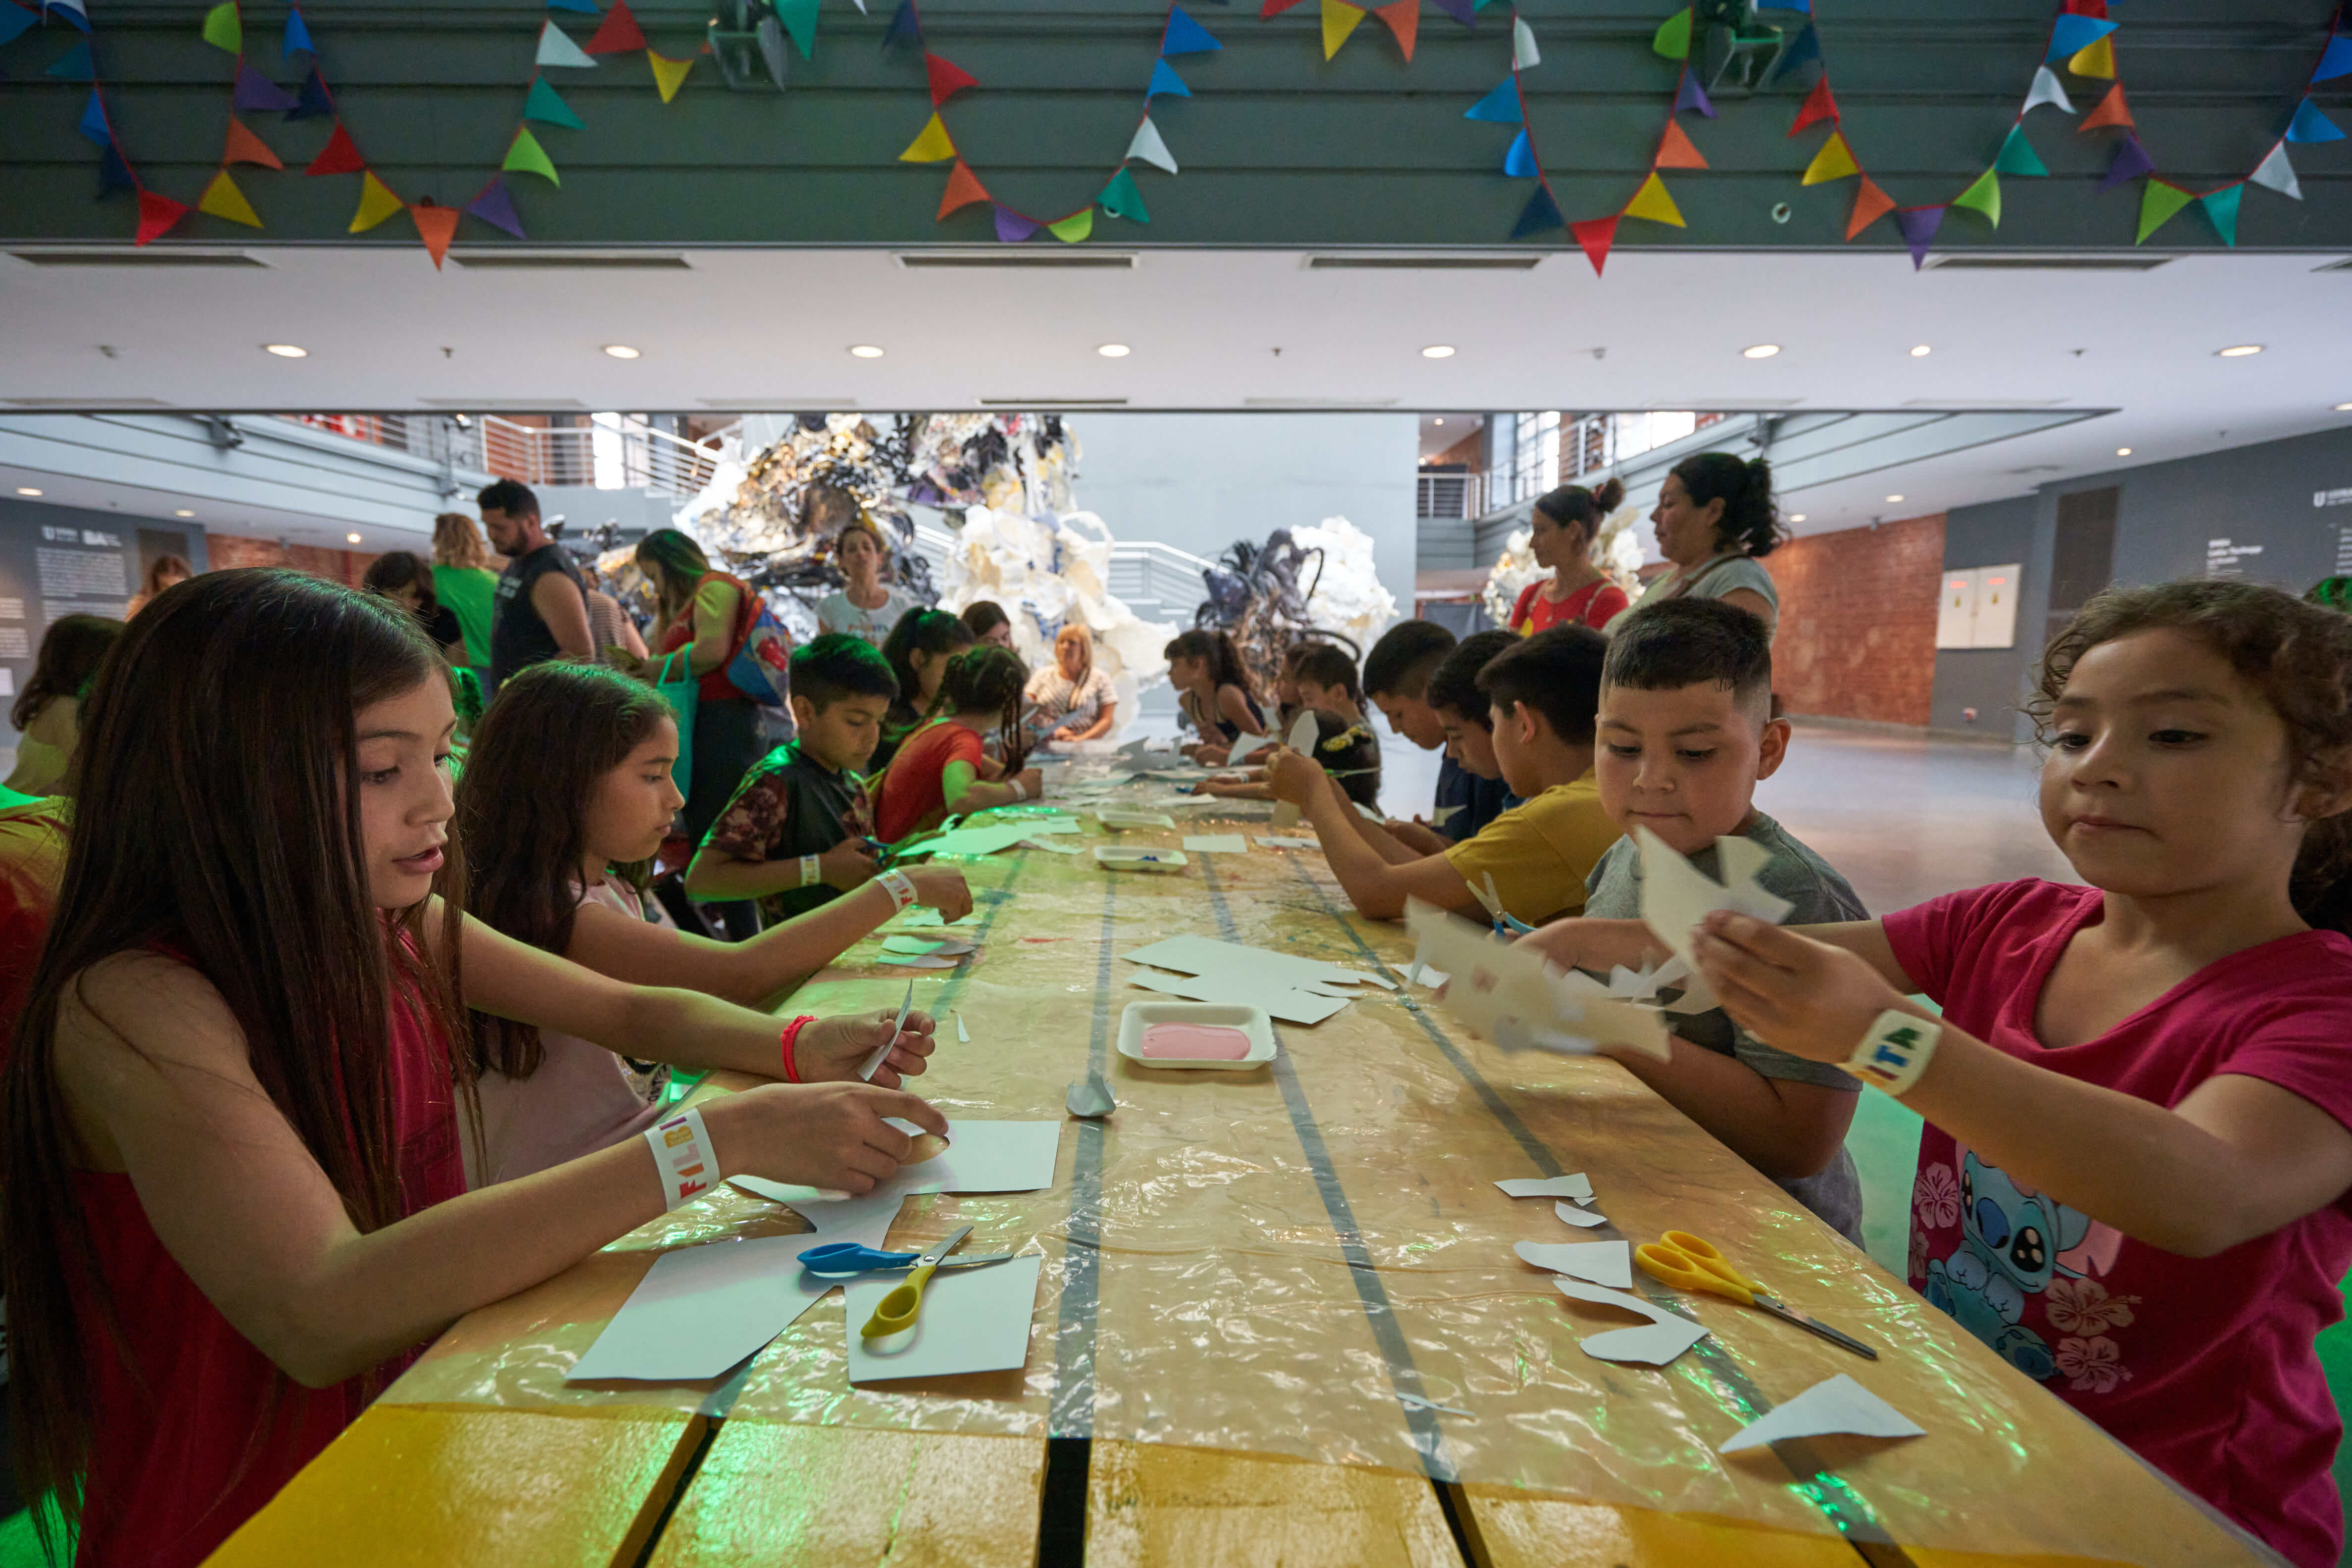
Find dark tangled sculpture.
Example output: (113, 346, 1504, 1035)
(1193, 529, 1361, 695)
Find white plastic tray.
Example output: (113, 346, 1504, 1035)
(1095, 807, 1178, 830)
(1116, 1000, 1276, 1070)
(1094, 846, 1188, 874)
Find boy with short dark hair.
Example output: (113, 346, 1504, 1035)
(1268, 628, 1622, 925)
(686, 634, 897, 926)
(1424, 629, 1517, 801)
(1362, 620, 1510, 850)
(1516, 598, 1868, 1242)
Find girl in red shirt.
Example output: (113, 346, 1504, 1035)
(1509, 478, 1630, 636)
(1688, 580, 2352, 1568)
(873, 646, 1041, 842)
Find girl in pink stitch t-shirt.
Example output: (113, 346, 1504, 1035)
(1686, 580, 2352, 1568)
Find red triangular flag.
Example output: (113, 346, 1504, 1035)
(223, 116, 284, 170)
(409, 200, 460, 269)
(1789, 77, 1840, 136)
(305, 123, 366, 177)
(586, 0, 646, 53)
(135, 189, 191, 246)
(1260, 0, 1307, 13)
(925, 52, 978, 105)
(1571, 215, 1617, 277)
(2081, 83, 2132, 131)
(1374, 0, 1417, 60)
(1845, 175, 1896, 240)
(937, 159, 989, 219)
(1655, 120, 1708, 169)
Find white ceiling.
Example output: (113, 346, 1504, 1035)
(3, 244, 2351, 541)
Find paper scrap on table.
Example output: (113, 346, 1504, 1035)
(1396, 1391, 1471, 1417)
(568, 1234, 837, 1382)
(1393, 960, 1451, 988)
(955, 1009, 969, 1043)
(1553, 1279, 1712, 1367)
(846, 1253, 1043, 1383)
(894, 908, 982, 930)
(1257, 835, 1318, 849)
(1023, 836, 1082, 854)
(1125, 933, 1391, 992)
(883, 935, 976, 956)
(1065, 1068, 1115, 1118)
(1515, 1239, 1632, 1289)
(857, 981, 916, 1081)
(1634, 826, 1795, 972)
(877, 953, 956, 969)
(1405, 900, 1670, 1063)
(1496, 1174, 1593, 1203)
(735, 1120, 1062, 1218)
(1182, 834, 1248, 854)
(1718, 1375, 1924, 1454)
(1555, 1201, 1608, 1229)
(1127, 966, 1346, 1027)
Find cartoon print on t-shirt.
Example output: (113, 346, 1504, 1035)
(1919, 1151, 2095, 1382)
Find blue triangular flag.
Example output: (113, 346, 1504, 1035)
(1771, 23, 1820, 81)
(1674, 72, 1715, 118)
(2287, 98, 2345, 144)
(1162, 5, 1220, 55)
(1464, 78, 1521, 124)
(1503, 128, 1536, 177)
(283, 6, 314, 59)
(2047, 14, 2117, 62)
(0, 1, 37, 48)
(524, 77, 584, 128)
(41, 0, 87, 33)
(1430, 0, 1473, 23)
(2315, 35, 2352, 83)
(46, 36, 94, 80)
(883, 0, 921, 49)
(1147, 58, 1190, 98)
(547, 0, 600, 11)
(289, 67, 333, 119)
(1510, 183, 1563, 238)
(78, 86, 109, 145)
(98, 142, 136, 195)
(1895, 205, 1944, 269)
(466, 177, 529, 239)
(2097, 133, 2153, 192)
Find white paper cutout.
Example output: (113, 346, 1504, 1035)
(567, 1234, 836, 1383)
(1257, 835, 1319, 849)
(1022, 836, 1082, 854)
(955, 1009, 970, 1043)
(1065, 1068, 1115, 1118)
(733, 1120, 1063, 1214)
(1393, 960, 1451, 988)
(857, 980, 916, 1080)
(1554, 1201, 1609, 1229)
(846, 1254, 1044, 1383)
(1127, 967, 1347, 1027)
(1405, 901, 1670, 1062)
(1495, 1174, 1594, 1203)
(1515, 1239, 1632, 1289)
(883, 935, 976, 956)
(1718, 1375, 1924, 1454)
(1125, 934, 1388, 993)
(1182, 834, 1249, 853)
(1553, 1279, 1712, 1366)
(877, 953, 957, 968)
(1396, 1391, 1472, 1417)
(1634, 826, 1795, 972)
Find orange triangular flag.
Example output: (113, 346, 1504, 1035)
(1845, 175, 1895, 240)
(2081, 83, 2132, 131)
(197, 168, 262, 227)
(938, 159, 989, 219)
(222, 116, 283, 171)
(409, 200, 460, 269)
(1655, 120, 1707, 170)
(1374, 0, 1417, 61)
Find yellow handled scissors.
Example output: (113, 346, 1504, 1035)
(860, 1224, 972, 1339)
(1634, 1230, 1877, 1361)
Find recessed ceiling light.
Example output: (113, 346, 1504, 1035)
(602, 344, 641, 360)
(1096, 343, 1131, 358)
(15, 487, 42, 497)
(1742, 343, 1781, 359)
(1789, 513, 1807, 522)
(2216, 344, 2263, 357)
(1886, 494, 1905, 503)
(263, 343, 307, 358)
(2116, 447, 2132, 456)
(849, 344, 885, 359)
(174, 508, 194, 517)
(1421, 345, 1456, 359)
(2336, 402, 2352, 412)
(1910, 344, 1932, 358)
(346, 532, 362, 544)
(1433, 417, 1445, 426)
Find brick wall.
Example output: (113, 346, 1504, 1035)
(206, 534, 379, 588)
(1764, 513, 1945, 726)
(1422, 428, 1481, 470)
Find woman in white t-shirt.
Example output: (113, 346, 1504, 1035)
(1613, 451, 1785, 638)
(817, 518, 925, 646)
(1024, 623, 1118, 744)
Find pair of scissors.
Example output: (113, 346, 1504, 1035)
(859, 1224, 973, 1338)
(798, 1239, 1016, 1277)
(1634, 1230, 1878, 1361)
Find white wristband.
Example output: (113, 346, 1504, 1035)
(643, 1106, 719, 1210)
(1842, 1010, 1941, 1098)
(1007, 776, 1027, 801)
(798, 853, 821, 888)
(876, 868, 916, 911)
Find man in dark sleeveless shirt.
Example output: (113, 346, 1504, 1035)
(478, 479, 592, 693)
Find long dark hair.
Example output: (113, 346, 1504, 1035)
(922, 645, 1029, 770)
(2033, 579, 2352, 935)
(635, 529, 712, 623)
(10, 613, 123, 732)
(1671, 452, 1785, 559)
(1, 569, 469, 1544)
(1532, 476, 1626, 547)
(1163, 629, 1253, 696)
(361, 551, 441, 619)
(457, 662, 674, 1079)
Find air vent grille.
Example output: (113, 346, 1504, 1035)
(1922, 255, 2169, 272)
(977, 396, 1130, 407)
(7, 249, 263, 268)
(1306, 255, 1542, 271)
(899, 252, 1137, 270)
(448, 253, 691, 270)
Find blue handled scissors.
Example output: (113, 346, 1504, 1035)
(797, 1241, 1017, 1277)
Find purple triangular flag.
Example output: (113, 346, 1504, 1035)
(1430, 0, 1474, 24)
(1894, 206, 1944, 270)
(993, 206, 1039, 243)
(465, 177, 528, 239)
(234, 61, 301, 112)
(1674, 72, 1715, 119)
(2097, 133, 2153, 194)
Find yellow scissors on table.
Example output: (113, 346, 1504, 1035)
(1634, 1230, 1877, 1361)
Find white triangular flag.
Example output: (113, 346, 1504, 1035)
(1513, 16, 1539, 69)
(2021, 64, 2074, 115)
(1719, 1375, 1924, 1454)
(2250, 142, 2303, 201)
(1127, 116, 1179, 175)
(536, 20, 598, 68)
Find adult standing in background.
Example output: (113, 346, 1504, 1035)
(1613, 452, 1784, 636)
(477, 479, 592, 691)
(1511, 478, 1630, 635)
(431, 511, 504, 679)
(123, 555, 190, 619)
(818, 518, 924, 645)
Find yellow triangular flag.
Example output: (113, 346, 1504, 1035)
(1048, 208, 1094, 244)
(648, 50, 692, 103)
(1321, 0, 1365, 58)
(1801, 131, 1860, 186)
(1622, 171, 1685, 228)
(2068, 35, 2115, 80)
(197, 168, 261, 228)
(348, 171, 404, 234)
(899, 112, 956, 163)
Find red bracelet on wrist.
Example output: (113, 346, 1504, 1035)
(779, 1015, 818, 1083)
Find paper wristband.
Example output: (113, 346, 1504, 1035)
(798, 853, 821, 888)
(876, 868, 916, 911)
(643, 1106, 719, 1211)
(1007, 777, 1027, 801)
(779, 1014, 817, 1083)
(1842, 1010, 1941, 1098)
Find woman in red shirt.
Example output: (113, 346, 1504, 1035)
(1509, 478, 1630, 635)
(873, 646, 1041, 842)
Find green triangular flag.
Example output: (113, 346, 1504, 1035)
(1951, 167, 2001, 227)
(1097, 167, 1150, 223)
(2136, 179, 2191, 244)
(201, 0, 241, 53)
(1993, 124, 2047, 178)
(1652, 6, 1691, 61)
(524, 78, 584, 129)
(1048, 208, 1094, 244)
(2200, 184, 2243, 246)
(503, 126, 561, 186)
(775, 0, 818, 58)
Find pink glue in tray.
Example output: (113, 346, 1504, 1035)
(1115, 1001, 1277, 1071)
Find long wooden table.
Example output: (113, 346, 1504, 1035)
(209, 798, 2279, 1568)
